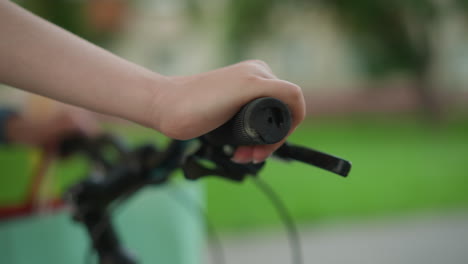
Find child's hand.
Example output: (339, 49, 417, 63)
(150, 60, 306, 164)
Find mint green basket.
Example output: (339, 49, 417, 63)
(0, 183, 204, 264)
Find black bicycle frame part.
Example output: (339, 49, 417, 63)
(61, 97, 352, 264)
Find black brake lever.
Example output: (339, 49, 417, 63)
(185, 97, 352, 181)
(274, 142, 351, 177)
(183, 144, 264, 182)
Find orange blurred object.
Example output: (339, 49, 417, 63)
(85, 0, 129, 33)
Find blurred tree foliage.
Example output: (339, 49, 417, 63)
(14, 0, 128, 46)
(220, 0, 468, 117)
(224, 0, 277, 62)
(223, 0, 467, 75)
(14, 0, 91, 39)
(313, 0, 468, 77)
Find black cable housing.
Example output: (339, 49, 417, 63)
(251, 177, 303, 264)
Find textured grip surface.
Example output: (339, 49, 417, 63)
(204, 97, 292, 146)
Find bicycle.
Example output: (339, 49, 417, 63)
(60, 97, 351, 264)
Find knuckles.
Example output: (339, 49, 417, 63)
(289, 84, 306, 123)
(237, 60, 306, 124)
(243, 74, 264, 84)
(245, 59, 268, 68)
(238, 59, 269, 72)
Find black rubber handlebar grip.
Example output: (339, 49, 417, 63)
(204, 97, 292, 146)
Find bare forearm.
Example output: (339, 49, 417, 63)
(0, 1, 164, 126)
(0, 2, 307, 164)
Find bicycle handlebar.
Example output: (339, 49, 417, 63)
(61, 97, 351, 264)
(204, 97, 292, 146)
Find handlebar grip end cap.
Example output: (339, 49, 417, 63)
(205, 97, 292, 146)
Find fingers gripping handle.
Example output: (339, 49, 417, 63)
(204, 97, 292, 146)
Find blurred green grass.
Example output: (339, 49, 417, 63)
(204, 116, 468, 231)
(1, 116, 467, 232)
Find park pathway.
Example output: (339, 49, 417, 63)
(207, 209, 468, 264)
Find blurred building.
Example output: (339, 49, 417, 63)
(112, 1, 362, 90)
(111, 0, 468, 91)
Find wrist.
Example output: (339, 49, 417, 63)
(136, 72, 172, 131)
(144, 74, 197, 139)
